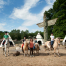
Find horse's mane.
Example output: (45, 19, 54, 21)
(35, 43, 39, 46)
(55, 37, 60, 39)
(24, 40, 29, 46)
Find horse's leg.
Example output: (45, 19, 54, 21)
(54, 48, 56, 57)
(27, 50, 28, 56)
(24, 53, 25, 57)
(5, 48, 7, 57)
(49, 48, 52, 55)
(57, 48, 60, 57)
(37, 50, 39, 55)
(24, 50, 25, 57)
(22, 47, 24, 53)
(3, 48, 4, 55)
(33, 50, 35, 56)
(5, 44, 7, 57)
(38, 51, 39, 55)
(22, 47, 23, 52)
(8, 48, 9, 56)
(45, 48, 46, 51)
(36, 50, 38, 55)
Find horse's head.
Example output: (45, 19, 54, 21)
(35, 43, 39, 48)
(55, 37, 60, 45)
(24, 40, 30, 47)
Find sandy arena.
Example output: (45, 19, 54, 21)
(0, 44, 66, 66)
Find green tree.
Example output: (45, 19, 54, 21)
(52, 0, 66, 38)
(21, 30, 24, 39)
(44, 0, 66, 39)
(0, 31, 4, 39)
(9, 29, 21, 40)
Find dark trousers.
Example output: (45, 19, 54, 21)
(3, 40, 5, 45)
(22, 47, 24, 53)
(30, 48, 33, 55)
(51, 41, 54, 48)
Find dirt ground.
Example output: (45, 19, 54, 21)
(0, 44, 66, 66)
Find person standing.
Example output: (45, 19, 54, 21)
(30, 38, 34, 57)
(50, 33, 54, 48)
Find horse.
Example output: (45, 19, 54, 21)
(33, 43, 39, 55)
(1, 39, 10, 57)
(21, 40, 29, 56)
(53, 38, 60, 57)
(43, 37, 60, 57)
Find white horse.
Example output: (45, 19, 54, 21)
(1, 33, 15, 57)
(1, 39, 10, 57)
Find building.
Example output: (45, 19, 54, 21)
(36, 33, 44, 45)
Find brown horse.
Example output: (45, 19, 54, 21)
(43, 37, 60, 57)
(53, 38, 60, 57)
(21, 40, 29, 56)
(33, 43, 39, 55)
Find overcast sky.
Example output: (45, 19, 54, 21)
(0, 0, 56, 32)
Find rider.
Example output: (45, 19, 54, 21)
(2, 32, 9, 46)
(22, 37, 26, 52)
(22, 37, 26, 46)
(33, 38, 37, 49)
(50, 33, 54, 48)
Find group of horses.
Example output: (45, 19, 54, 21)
(21, 40, 39, 57)
(1, 37, 65, 57)
(1, 39, 39, 57)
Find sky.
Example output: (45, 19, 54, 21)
(0, 0, 56, 32)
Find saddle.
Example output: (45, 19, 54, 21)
(2, 39, 9, 46)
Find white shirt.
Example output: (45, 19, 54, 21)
(50, 35, 54, 41)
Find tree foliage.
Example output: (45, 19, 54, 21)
(44, 0, 66, 38)
(0, 30, 43, 40)
(0, 0, 66, 39)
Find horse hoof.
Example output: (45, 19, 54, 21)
(24, 55, 25, 57)
(48, 53, 50, 55)
(54, 56, 56, 57)
(58, 55, 60, 57)
(32, 55, 34, 57)
(27, 55, 28, 56)
(30, 55, 32, 57)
